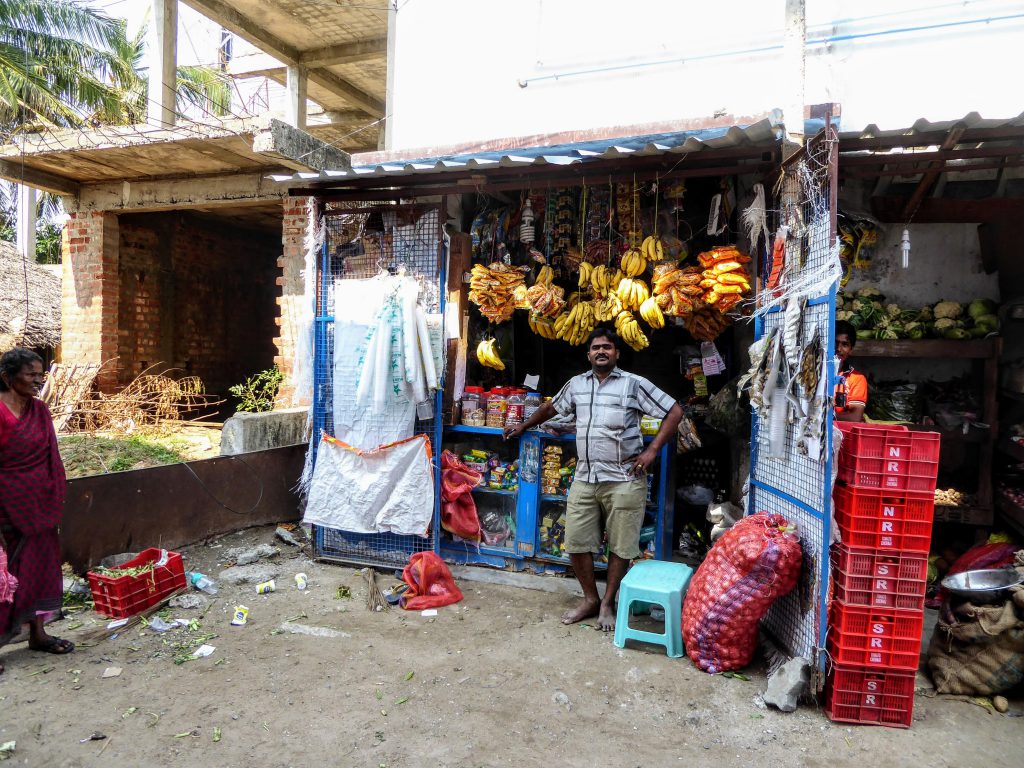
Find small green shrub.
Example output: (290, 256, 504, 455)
(229, 367, 283, 413)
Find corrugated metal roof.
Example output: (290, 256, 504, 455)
(272, 112, 822, 184)
(272, 111, 1024, 186)
(837, 111, 1024, 143)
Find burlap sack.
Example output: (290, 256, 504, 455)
(926, 583, 1024, 695)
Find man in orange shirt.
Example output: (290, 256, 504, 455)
(834, 320, 867, 422)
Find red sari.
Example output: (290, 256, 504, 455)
(0, 398, 65, 641)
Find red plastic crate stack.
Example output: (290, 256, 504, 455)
(825, 423, 939, 728)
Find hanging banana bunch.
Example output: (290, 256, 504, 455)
(528, 312, 557, 340)
(616, 277, 651, 311)
(476, 338, 505, 370)
(621, 247, 647, 278)
(614, 310, 650, 351)
(641, 234, 665, 262)
(639, 296, 665, 329)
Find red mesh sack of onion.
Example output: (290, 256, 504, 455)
(682, 511, 802, 673)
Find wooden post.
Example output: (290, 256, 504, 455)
(15, 185, 36, 261)
(148, 0, 178, 127)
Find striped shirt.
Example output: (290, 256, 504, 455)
(550, 368, 676, 483)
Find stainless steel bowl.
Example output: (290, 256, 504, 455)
(942, 568, 1024, 604)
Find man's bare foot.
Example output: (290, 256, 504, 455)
(561, 598, 600, 625)
(596, 603, 616, 632)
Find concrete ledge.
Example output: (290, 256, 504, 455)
(221, 406, 309, 455)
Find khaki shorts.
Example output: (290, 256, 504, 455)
(564, 478, 647, 560)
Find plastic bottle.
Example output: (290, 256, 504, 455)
(188, 571, 219, 595)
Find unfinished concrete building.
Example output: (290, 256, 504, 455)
(0, 0, 390, 403)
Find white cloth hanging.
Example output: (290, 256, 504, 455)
(303, 434, 434, 536)
(334, 276, 416, 450)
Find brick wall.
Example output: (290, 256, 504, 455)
(61, 211, 119, 391)
(116, 212, 279, 396)
(117, 220, 163, 378)
(275, 195, 312, 406)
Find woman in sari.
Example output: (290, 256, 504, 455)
(0, 348, 72, 674)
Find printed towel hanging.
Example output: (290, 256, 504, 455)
(303, 433, 434, 536)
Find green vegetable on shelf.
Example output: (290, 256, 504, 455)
(968, 298, 998, 319)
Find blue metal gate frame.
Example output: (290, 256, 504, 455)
(310, 201, 446, 568)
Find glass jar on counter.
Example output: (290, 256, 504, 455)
(461, 386, 485, 427)
(523, 391, 541, 421)
(505, 391, 525, 428)
(485, 388, 508, 428)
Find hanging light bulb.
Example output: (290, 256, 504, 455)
(900, 227, 911, 269)
(519, 198, 535, 245)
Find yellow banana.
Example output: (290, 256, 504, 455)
(640, 296, 665, 329)
(641, 236, 655, 261)
(578, 262, 593, 289)
(477, 339, 505, 370)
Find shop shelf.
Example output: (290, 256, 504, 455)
(88, 548, 186, 619)
(837, 428, 940, 494)
(448, 424, 505, 436)
(831, 545, 927, 611)
(825, 664, 915, 728)
(541, 494, 569, 502)
(471, 486, 516, 496)
(833, 485, 934, 553)
(827, 603, 924, 670)
(998, 439, 1024, 463)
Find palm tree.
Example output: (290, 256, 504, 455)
(0, 0, 122, 130)
(96, 20, 230, 126)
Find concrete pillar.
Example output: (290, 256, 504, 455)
(62, 212, 120, 391)
(16, 185, 36, 261)
(782, 0, 806, 157)
(382, 1, 397, 150)
(148, 0, 178, 127)
(285, 64, 307, 130)
(275, 195, 311, 406)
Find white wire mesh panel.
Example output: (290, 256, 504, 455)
(749, 129, 838, 667)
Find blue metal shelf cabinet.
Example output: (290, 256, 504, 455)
(441, 426, 673, 570)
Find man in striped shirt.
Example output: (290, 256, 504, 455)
(506, 328, 682, 630)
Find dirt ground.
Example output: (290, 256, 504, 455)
(1, 525, 1022, 768)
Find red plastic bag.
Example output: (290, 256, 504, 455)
(401, 551, 463, 610)
(682, 512, 802, 673)
(440, 450, 482, 542)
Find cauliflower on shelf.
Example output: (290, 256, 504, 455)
(933, 301, 964, 320)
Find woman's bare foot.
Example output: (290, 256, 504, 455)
(561, 598, 600, 625)
(596, 603, 617, 632)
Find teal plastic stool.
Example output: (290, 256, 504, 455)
(613, 560, 693, 658)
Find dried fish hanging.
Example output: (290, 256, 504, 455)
(741, 183, 770, 256)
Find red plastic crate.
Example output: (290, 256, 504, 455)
(837, 428, 940, 493)
(837, 422, 908, 456)
(831, 545, 928, 611)
(87, 548, 186, 619)
(825, 663, 915, 728)
(833, 485, 934, 553)
(827, 603, 924, 670)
